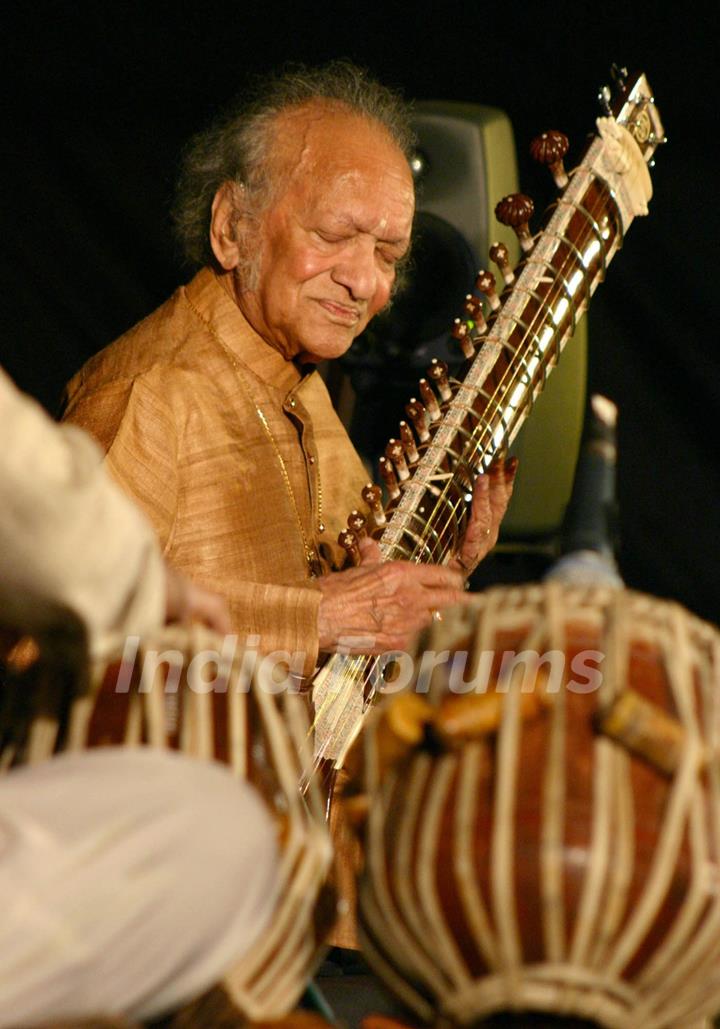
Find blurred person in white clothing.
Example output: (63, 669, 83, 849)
(0, 368, 279, 1026)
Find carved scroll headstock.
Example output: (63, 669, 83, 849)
(609, 69, 666, 158)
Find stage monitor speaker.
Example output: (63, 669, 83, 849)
(337, 101, 587, 540)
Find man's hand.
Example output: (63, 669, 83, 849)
(317, 538, 466, 654)
(316, 455, 517, 655)
(164, 567, 232, 635)
(448, 455, 518, 577)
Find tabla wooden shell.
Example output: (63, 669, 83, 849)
(0, 624, 333, 1022)
(357, 584, 720, 1029)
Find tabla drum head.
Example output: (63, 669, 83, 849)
(356, 584, 720, 1029)
(1, 623, 334, 1022)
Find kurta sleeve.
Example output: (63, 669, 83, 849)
(225, 583, 321, 678)
(0, 368, 166, 653)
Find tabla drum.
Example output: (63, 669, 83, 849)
(0, 622, 333, 1022)
(354, 583, 720, 1029)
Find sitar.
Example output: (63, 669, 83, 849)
(308, 67, 665, 791)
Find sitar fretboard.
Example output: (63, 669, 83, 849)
(309, 71, 665, 777)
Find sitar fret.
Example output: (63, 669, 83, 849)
(381, 153, 625, 565)
(310, 72, 665, 774)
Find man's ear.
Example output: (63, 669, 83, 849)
(209, 182, 244, 270)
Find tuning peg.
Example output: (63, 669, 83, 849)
(598, 84, 612, 117)
(362, 482, 386, 526)
(530, 130, 570, 189)
(427, 358, 452, 402)
(475, 270, 501, 311)
(405, 398, 430, 442)
(347, 509, 367, 538)
(418, 379, 441, 422)
(495, 194, 535, 253)
(452, 318, 474, 359)
(379, 456, 400, 499)
(339, 528, 361, 566)
(610, 63, 629, 93)
(489, 241, 515, 286)
(399, 420, 419, 463)
(386, 438, 410, 481)
(463, 294, 488, 333)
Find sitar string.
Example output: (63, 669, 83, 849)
(388, 176, 615, 570)
(310, 174, 617, 768)
(310, 171, 620, 772)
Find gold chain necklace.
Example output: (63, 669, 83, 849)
(188, 297, 324, 577)
(248, 396, 325, 578)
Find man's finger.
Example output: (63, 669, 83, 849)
(358, 536, 383, 565)
(418, 587, 473, 612)
(407, 563, 465, 590)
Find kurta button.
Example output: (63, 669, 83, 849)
(318, 522, 325, 533)
(289, 398, 296, 408)
(308, 456, 316, 464)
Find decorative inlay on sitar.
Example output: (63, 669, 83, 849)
(309, 68, 665, 785)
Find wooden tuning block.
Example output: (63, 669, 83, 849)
(398, 420, 419, 464)
(495, 193, 535, 253)
(379, 456, 400, 499)
(418, 378, 441, 421)
(451, 318, 474, 359)
(362, 482, 386, 526)
(474, 270, 501, 311)
(405, 398, 430, 442)
(338, 528, 361, 566)
(489, 241, 515, 286)
(427, 358, 452, 402)
(530, 129, 570, 189)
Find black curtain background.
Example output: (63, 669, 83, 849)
(1, 1, 718, 627)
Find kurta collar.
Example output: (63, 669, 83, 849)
(184, 267, 304, 396)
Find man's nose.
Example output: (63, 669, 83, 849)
(331, 238, 377, 301)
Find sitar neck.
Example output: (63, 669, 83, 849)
(310, 70, 665, 777)
(379, 72, 664, 569)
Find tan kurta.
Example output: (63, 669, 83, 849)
(63, 268, 370, 677)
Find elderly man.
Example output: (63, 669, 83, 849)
(62, 60, 516, 953)
(63, 61, 515, 688)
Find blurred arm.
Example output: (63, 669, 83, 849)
(0, 368, 167, 653)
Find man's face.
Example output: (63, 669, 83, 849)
(236, 107, 415, 362)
